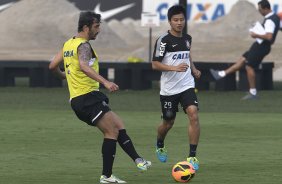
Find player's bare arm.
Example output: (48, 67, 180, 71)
(152, 61, 189, 72)
(78, 42, 119, 92)
(250, 32, 273, 41)
(49, 48, 66, 79)
(189, 51, 201, 79)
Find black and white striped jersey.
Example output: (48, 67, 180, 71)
(152, 31, 195, 96)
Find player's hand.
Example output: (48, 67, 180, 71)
(192, 69, 201, 79)
(104, 81, 119, 92)
(175, 63, 189, 72)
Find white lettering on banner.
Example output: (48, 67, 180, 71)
(143, 0, 282, 23)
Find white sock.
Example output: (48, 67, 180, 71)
(218, 71, 226, 77)
(249, 88, 257, 95)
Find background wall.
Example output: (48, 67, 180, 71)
(0, 0, 282, 80)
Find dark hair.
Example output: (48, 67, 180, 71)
(258, 0, 271, 10)
(78, 11, 101, 32)
(167, 5, 186, 21)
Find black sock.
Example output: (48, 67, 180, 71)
(189, 144, 198, 157)
(102, 138, 117, 177)
(157, 139, 164, 148)
(117, 129, 140, 161)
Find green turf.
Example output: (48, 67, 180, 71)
(0, 87, 282, 184)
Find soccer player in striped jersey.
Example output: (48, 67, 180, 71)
(152, 5, 201, 171)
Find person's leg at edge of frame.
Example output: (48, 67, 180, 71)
(246, 65, 257, 93)
(241, 65, 258, 100)
(224, 56, 246, 76)
(96, 112, 126, 183)
(210, 56, 246, 80)
(110, 111, 151, 171)
(186, 105, 200, 171)
(156, 119, 174, 162)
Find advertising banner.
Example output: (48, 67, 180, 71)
(1, 0, 281, 23)
(143, 0, 282, 22)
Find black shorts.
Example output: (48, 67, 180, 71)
(70, 91, 111, 126)
(242, 42, 271, 68)
(160, 88, 198, 120)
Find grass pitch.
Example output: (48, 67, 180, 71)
(0, 87, 282, 184)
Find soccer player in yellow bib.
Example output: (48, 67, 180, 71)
(49, 11, 151, 184)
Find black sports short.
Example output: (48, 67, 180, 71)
(70, 91, 111, 126)
(242, 42, 271, 68)
(160, 88, 198, 120)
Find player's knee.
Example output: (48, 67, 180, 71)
(162, 110, 176, 121)
(164, 120, 174, 130)
(103, 126, 119, 139)
(112, 127, 119, 137)
(189, 114, 199, 127)
(188, 111, 198, 121)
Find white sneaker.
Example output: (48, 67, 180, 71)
(135, 158, 152, 171)
(100, 175, 127, 183)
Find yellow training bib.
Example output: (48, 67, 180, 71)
(63, 37, 99, 99)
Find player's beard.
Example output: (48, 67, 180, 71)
(90, 31, 99, 40)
